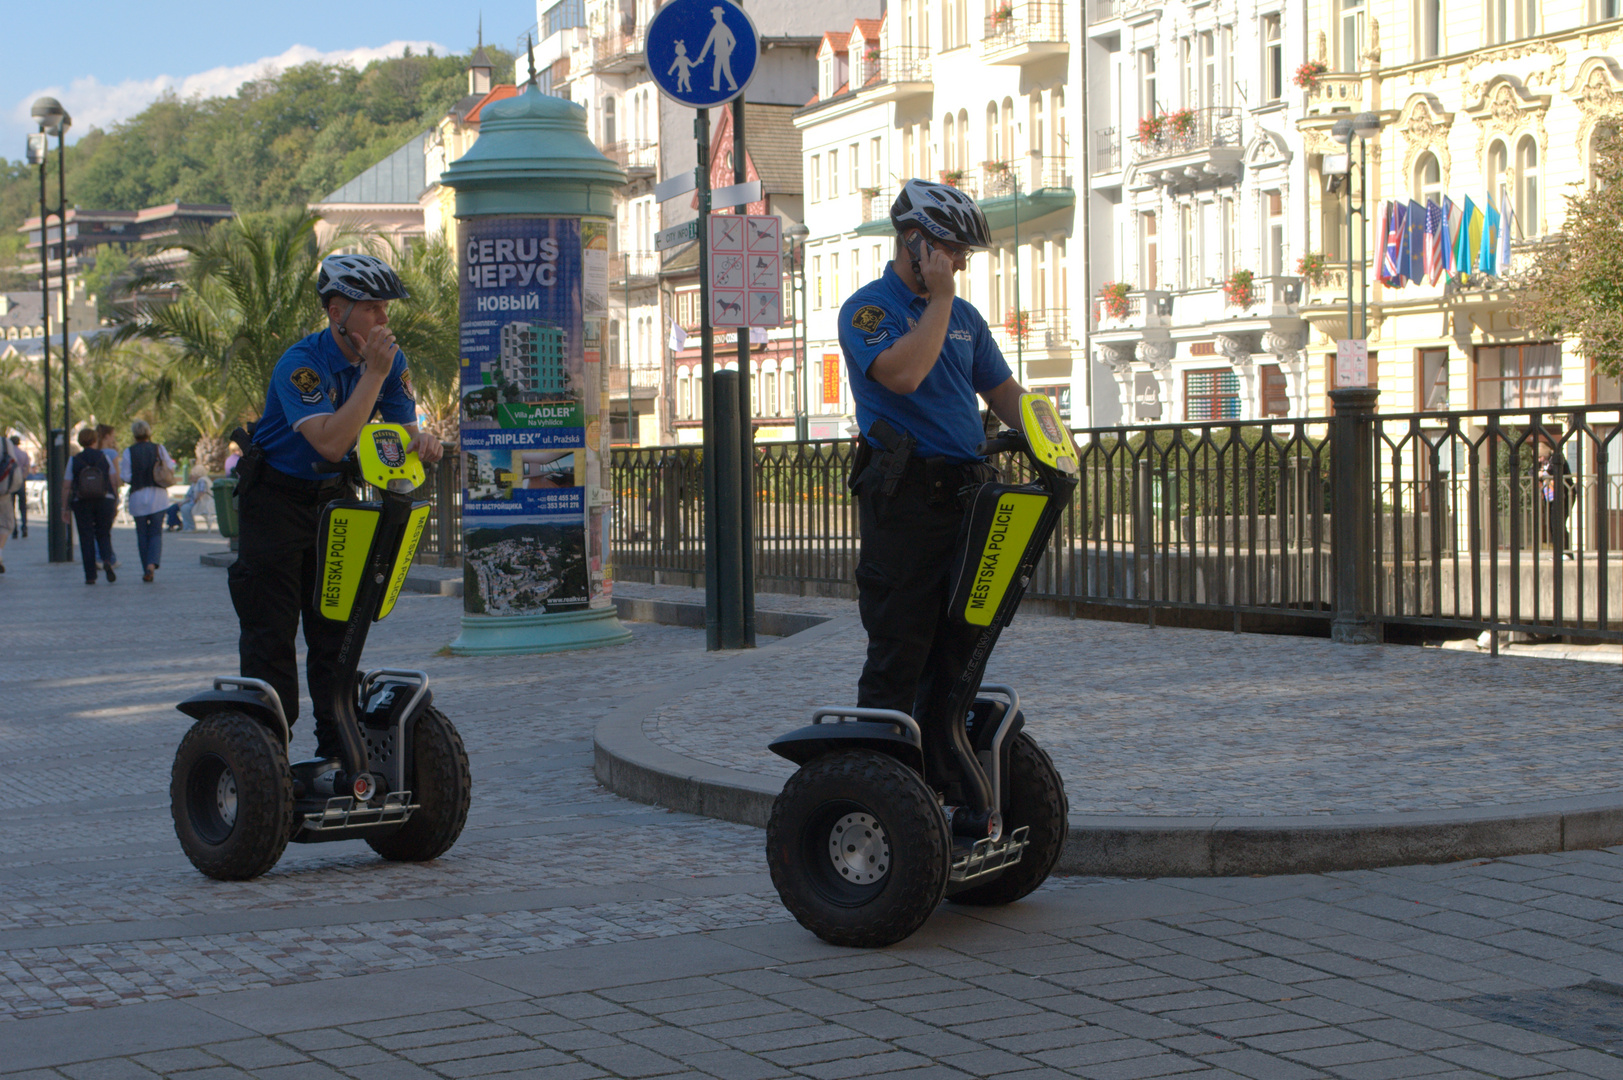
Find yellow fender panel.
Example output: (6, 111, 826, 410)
(959, 490, 1048, 627)
(377, 503, 431, 621)
(318, 506, 381, 623)
(357, 423, 426, 491)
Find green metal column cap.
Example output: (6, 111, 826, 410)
(441, 86, 627, 219)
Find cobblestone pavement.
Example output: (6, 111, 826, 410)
(643, 606, 1623, 816)
(8, 529, 1623, 1079)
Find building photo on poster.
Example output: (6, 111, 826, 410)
(458, 216, 594, 616)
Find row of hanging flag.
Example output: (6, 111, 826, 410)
(1374, 193, 1520, 288)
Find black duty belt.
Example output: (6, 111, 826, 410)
(254, 463, 349, 503)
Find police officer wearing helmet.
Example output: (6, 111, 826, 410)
(838, 178, 1030, 798)
(228, 253, 444, 760)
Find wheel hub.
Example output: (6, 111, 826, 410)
(827, 812, 889, 884)
(215, 769, 238, 829)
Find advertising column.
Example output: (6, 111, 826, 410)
(440, 87, 630, 656)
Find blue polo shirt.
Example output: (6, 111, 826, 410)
(254, 329, 417, 479)
(838, 263, 1011, 462)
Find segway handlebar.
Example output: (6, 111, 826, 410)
(312, 455, 362, 480)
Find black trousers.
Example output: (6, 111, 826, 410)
(854, 473, 981, 789)
(71, 498, 116, 581)
(227, 477, 346, 754)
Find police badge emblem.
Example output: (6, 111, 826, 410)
(851, 305, 885, 333)
(373, 429, 406, 468)
(290, 366, 324, 405)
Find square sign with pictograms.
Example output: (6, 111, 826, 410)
(708, 213, 782, 327)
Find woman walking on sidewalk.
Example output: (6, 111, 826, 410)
(120, 420, 177, 582)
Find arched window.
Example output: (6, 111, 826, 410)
(986, 102, 1000, 164)
(1417, 0, 1441, 57)
(1488, 0, 1509, 42)
(1414, 152, 1443, 204)
(603, 97, 616, 144)
(1487, 140, 1509, 205)
(942, 113, 955, 171)
(1001, 97, 1015, 162)
(1516, 135, 1538, 237)
(1030, 92, 1046, 166)
(1591, 123, 1619, 189)
(957, 109, 970, 174)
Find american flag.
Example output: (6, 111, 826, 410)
(1423, 201, 1444, 286)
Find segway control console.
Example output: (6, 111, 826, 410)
(171, 425, 471, 880)
(766, 394, 1078, 947)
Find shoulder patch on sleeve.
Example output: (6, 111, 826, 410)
(400, 367, 416, 401)
(851, 305, 886, 333)
(289, 366, 325, 404)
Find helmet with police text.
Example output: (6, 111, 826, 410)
(317, 254, 410, 304)
(889, 178, 992, 249)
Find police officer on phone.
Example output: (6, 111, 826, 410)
(229, 254, 444, 760)
(839, 179, 1030, 797)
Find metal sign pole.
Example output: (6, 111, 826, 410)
(696, 109, 720, 650)
(732, 97, 756, 648)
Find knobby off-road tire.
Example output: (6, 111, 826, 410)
(767, 750, 950, 948)
(171, 712, 294, 881)
(366, 706, 471, 862)
(948, 733, 1067, 906)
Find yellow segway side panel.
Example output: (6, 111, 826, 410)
(1019, 393, 1078, 476)
(376, 502, 431, 621)
(316, 504, 382, 623)
(949, 488, 1050, 627)
(357, 423, 426, 491)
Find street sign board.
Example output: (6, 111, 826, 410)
(647, 0, 760, 108)
(655, 219, 700, 251)
(708, 213, 781, 328)
(654, 170, 697, 203)
(1335, 338, 1369, 387)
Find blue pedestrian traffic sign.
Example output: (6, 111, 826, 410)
(647, 0, 759, 108)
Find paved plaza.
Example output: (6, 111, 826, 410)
(4, 526, 1623, 1078)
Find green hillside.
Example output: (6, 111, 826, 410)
(0, 45, 512, 281)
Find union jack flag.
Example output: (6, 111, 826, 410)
(1381, 201, 1406, 286)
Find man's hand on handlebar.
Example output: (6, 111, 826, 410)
(407, 431, 443, 465)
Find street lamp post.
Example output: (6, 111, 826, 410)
(786, 223, 810, 441)
(31, 96, 72, 564)
(1333, 111, 1382, 348)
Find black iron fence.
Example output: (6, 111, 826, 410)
(401, 448, 462, 567)
(601, 401, 1623, 642)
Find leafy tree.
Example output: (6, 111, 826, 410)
(384, 235, 461, 442)
(124, 209, 334, 410)
(70, 336, 162, 435)
(0, 350, 45, 444)
(1521, 126, 1623, 376)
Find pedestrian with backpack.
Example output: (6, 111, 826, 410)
(119, 420, 177, 582)
(63, 427, 118, 584)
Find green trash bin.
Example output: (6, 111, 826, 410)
(213, 475, 240, 543)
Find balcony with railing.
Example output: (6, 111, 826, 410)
(1088, 0, 1115, 22)
(981, 1, 1067, 63)
(990, 308, 1074, 353)
(1131, 108, 1243, 185)
(1092, 127, 1121, 176)
(1304, 73, 1366, 117)
(602, 140, 656, 180)
(860, 188, 895, 224)
(859, 46, 933, 103)
(1157, 275, 1304, 327)
(609, 251, 660, 287)
(593, 27, 646, 73)
(1095, 289, 1172, 332)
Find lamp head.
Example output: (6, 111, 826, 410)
(1330, 118, 1355, 147)
(31, 97, 69, 137)
(1352, 111, 1382, 139)
(785, 223, 810, 241)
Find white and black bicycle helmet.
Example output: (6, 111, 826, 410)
(889, 179, 992, 249)
(317, 253, 410, 303)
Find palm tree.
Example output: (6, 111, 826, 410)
(125, 209, 334, 409)
(383, 234, 460, 443)
(71, 336, 163, 435)
(0, 350, 45, 446)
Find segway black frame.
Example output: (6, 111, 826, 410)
(771, 393, 1079, 891)
(176, 424, 437, 846)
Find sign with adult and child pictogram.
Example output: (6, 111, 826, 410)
(646, 0, 760, 108)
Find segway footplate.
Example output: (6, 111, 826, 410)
(948, 825, 1029, 885)
(293, 791, 419, 843)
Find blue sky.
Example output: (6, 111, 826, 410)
(4, 1, 530, 162)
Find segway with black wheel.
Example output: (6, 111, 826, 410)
(766, 393, 1077, 947)
(172, 424, 472, 880)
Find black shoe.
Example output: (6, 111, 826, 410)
(102, 562, 116, 583)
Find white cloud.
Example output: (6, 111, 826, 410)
(11, 40, 447, 139)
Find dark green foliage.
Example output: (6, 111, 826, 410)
(0, 47, 512, 264)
